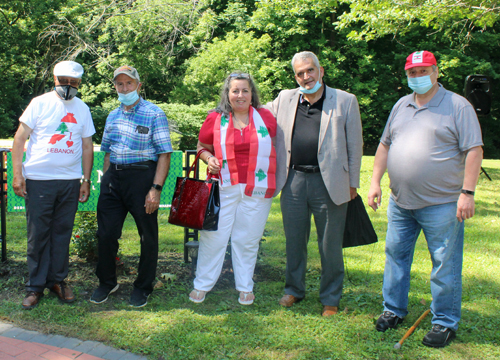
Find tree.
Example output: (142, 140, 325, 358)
(335, 0, 500, 156)
(2, 0, 499, 156)
(337, 0, 500, 42)
(170, 31, 284, 105)
(0, 0, 70, 136)
(42, 0, 212, 105)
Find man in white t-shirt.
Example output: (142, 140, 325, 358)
(12, 61, 95, 310)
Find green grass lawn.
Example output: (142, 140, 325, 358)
(1, 157, 499, 360)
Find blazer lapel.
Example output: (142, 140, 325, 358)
(319, 86, 335, 151)
(284, 90, 301, 149)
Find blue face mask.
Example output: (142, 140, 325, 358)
(118, 87, 140, 106)
(407, 74, 435, 94)
(299, 81, 322, 94)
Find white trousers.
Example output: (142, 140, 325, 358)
(193, 183, 272, 292)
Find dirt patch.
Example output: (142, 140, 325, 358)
(0, 247, 284, 306)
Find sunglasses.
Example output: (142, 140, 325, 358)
(229, 73, 250, 79)
(57, 77, 80, 87)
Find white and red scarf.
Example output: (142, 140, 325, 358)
(213, 107, 276, 198)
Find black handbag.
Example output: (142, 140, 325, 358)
(343, 195, 378, 248)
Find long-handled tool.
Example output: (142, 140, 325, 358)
(394, 309, 431, 349)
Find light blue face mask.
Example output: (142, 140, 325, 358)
(407, 73, 435, 94)
(118, 86, 140, 106)
(299, 81, 322, 94)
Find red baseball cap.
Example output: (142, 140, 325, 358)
(405, 51, 437, 70)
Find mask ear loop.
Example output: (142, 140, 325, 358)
(432, 68, 439, 85)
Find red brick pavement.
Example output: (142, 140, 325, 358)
(0, 336, 104, 360)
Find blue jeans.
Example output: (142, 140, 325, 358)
(383, 197, 464, 331)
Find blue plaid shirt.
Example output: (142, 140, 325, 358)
(101, 98, 173, 164)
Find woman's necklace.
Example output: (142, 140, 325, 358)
(233, 114, 249, 136)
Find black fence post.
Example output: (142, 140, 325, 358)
(183, 150, 199, 265)
(1, 149, 10, 262)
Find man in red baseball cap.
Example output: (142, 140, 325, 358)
(367, 50, 484, 347)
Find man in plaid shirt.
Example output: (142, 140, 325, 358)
(91, 65, 173, 307)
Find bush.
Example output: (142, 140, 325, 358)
(72, 212, 98, 262)
(156, 102, 214, 151)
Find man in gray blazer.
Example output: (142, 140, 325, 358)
(267, 51, 363, 316)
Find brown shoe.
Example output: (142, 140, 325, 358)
(322, 305, 338, 317)
(22, 291, 44, 310)
(278, 294, 303, 307)
(50, 281, 75, 303)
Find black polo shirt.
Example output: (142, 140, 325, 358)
(290, 88, 326, 166)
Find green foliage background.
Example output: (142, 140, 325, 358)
(1, 0, 499, 156)
(1, 158, 499, 359)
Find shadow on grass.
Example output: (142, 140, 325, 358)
(478, 165, 498, 180)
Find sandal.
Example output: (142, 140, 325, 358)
(238, 291, 255, 305)
(189, 289, 206, 303)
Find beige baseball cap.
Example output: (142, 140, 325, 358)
(113, 65, 140, 82)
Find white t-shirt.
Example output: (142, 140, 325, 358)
(20, 91, 95, 180)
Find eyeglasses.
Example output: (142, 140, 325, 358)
(229, 73, 250, 79)
(57, 77, 80, 87)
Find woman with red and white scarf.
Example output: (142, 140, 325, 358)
(189, 72, 277, 305)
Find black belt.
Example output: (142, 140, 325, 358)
(113, 160, 156, 170)
(292, 165, 320, 173)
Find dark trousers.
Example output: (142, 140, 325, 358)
(25, 179, 80, 292)
(96, 163, 158, 294)
(280, 170, 348, 306)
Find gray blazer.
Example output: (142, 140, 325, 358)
(267, 85, 363, 205)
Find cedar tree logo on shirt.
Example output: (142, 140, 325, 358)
(48, 112, 78, 148)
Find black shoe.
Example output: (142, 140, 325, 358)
(376, 311, 404, 332)
(129, 288, 149, 308)
(90, 284, 119, 304)
(422, 325, 456, 348)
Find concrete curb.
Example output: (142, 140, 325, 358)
(0, 321, 147, 360)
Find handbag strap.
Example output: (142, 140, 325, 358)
(186, 150, 205, 178)
(189, 149, 217, 180)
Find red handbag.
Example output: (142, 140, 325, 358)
(167, 151, 220, 231)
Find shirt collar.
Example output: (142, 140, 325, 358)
(299, 86, 326, 104)
(427, 83, 446, 107)
(407, 83, 446, 109)
(120, 97, 143, 113)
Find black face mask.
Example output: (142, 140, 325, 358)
(54, 85, 78, 100)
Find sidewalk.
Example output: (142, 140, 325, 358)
(0, 321, 147, 360)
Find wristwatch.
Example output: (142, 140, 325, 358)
(81, 178, 91, 185)
(151, 184, 163, 192)
(461, 189, 475, 196)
